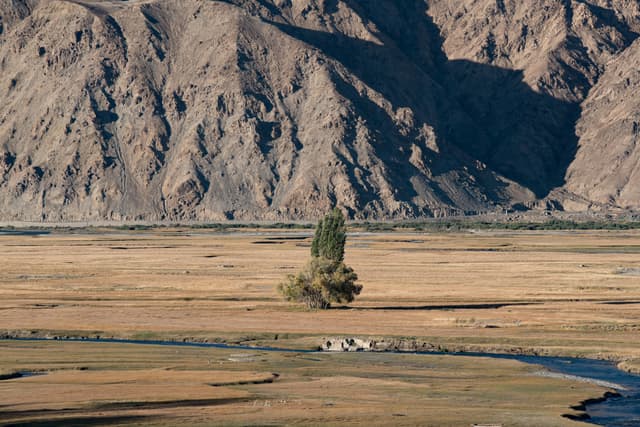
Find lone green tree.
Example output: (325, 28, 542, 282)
(279, 208, 361, 309)
(311, 208, 346, 262)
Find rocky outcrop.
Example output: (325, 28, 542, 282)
(322, 337, 464, 353)
(322, 337, 376, 352)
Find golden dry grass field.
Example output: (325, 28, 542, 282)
(1, 228, 639, 425)
(0, 340, 603, 426)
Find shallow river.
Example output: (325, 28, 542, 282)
(446, 352, 640, 426)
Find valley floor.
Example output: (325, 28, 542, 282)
(1, 228, 639, 425)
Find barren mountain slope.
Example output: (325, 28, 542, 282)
(1, 0, 640, 221)
(430, 0, 640, 99)
(0, 0, 37, 34)
(0, 0, 531, 221)
(428, 0, 640, 203)
(565, 38, 640, 209)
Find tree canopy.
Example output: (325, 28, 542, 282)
(310, 207, 346, 262)
(278, 257, 361, 310)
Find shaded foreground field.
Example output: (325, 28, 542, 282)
(1, 229, 640, 425)
(0, 340, 604, 426)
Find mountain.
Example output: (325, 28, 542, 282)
(0, 0, 638, 221)
(429, 0, 640, 212)
(564, 37, 640, 210)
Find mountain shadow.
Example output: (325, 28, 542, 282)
(268, 0, 580, 200)
(445, 60, 580, 197)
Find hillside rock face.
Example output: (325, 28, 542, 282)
(429, 0, 640, 212)
(0, 0, 638, 221)
(565, 38, 640, 209)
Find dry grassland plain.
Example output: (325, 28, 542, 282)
(1, 228, 639, 425)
